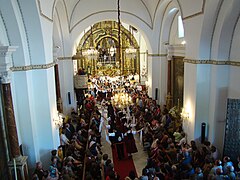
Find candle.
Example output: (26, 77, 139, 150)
(13, 158, 18, 180)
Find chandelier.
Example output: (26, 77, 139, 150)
(111, 92, 132, 109)
(82, 47, 98, 59)
(82, 26, 99, 59)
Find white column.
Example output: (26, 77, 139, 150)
(148, 55, 168, 105)
(11, 63, 60, 170)
(183, 62, 211, 143)
(58, 59, 75, 114)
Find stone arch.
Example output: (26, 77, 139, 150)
(229, 15, 240, 60)
(159, 5, 180, 53)
(154, 0, 182, 53)
(70, 13, 153, 56)
(13, 0, 48, 65)
(53, 0, 71, 57)
(197, 0, 224, 59)
(211, 0, 240, 60)
(0, 0, 31, 66)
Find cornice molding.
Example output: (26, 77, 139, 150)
(11, 61, 56, 72)
(148, 54, 167, 57)
(58, 57, 73, 60)
(183, 59, 240, 66)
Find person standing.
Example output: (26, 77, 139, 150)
(114, 128, 125, 160)
(60, 129, 70, 157)
(124, 130, 138, 157)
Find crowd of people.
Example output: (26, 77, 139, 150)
(32, 75, 240, 180)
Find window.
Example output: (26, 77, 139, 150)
(178, 16, 184, 38)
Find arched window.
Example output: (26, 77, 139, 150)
(178, 16, 184, 38)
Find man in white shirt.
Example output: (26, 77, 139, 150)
(60, 130, 70, 156)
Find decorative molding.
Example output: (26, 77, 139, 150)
(182, 0, 206, 21)
(148, 54, 167, 57)
(0, 46, 17, 83)
(0, 71, 12, 84)
(58, 57, 73, 60)
(37, 0, 53, 22)
(11, 61, 56, 71)
(167, 45, 185, 60)
(183, 59, 240, 67)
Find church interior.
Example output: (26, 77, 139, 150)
(0, 0, 240, 179)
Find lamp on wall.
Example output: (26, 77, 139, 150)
(181, 108, 189, 120)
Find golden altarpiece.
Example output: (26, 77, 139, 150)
(73, 21, 140, 77)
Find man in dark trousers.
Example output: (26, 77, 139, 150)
(113, 128, 125, 160)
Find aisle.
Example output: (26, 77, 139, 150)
(111, 144, 137, 180)
(98, 101, 148, 178)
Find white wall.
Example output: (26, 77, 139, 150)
(195, 65, 211, 139)
(228, 66, 240, 98)
(0, 15, 9, 45)
(12, 71, 39, 169)
(183, 63, 197, 142)
(208, 65, 229, 157)
(31, 68, 59, 167)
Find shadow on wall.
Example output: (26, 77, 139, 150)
(40, 149, 52, 172)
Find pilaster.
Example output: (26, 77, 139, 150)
(58, 57, 75, 114)
(0, 46, 29, 179)
(0, 46, 20, 158)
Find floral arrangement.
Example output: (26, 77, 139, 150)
(169, 106, 181, 119)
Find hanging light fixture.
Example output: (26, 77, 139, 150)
(82, 26, 98, 58)
(117, 0, 122, 75)
(125, 26, 137, 59)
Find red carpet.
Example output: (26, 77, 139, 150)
(112, 143, 137, 180)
